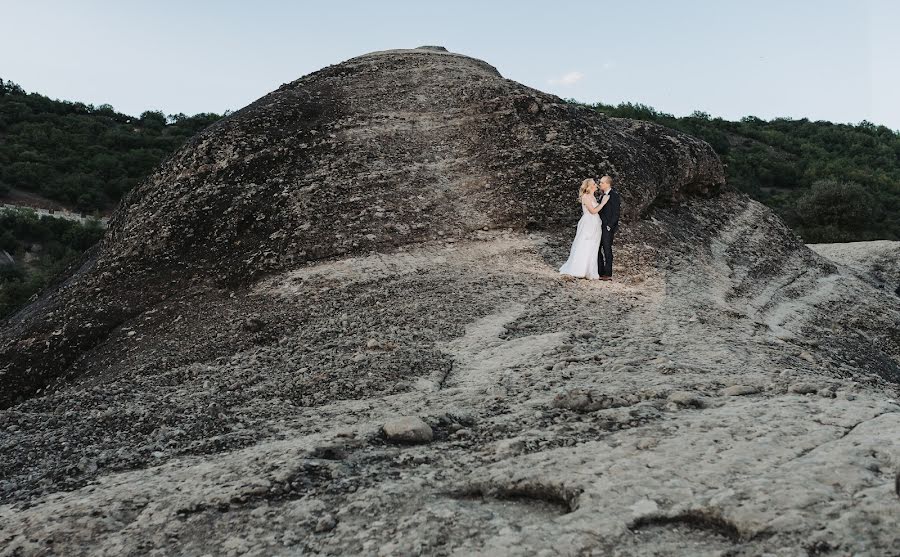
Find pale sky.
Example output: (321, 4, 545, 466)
(2, 0, 898, 129)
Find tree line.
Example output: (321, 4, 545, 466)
(0, 78, 221, 212)
(0, 78, 221, 318)
(585, 101, 900, 243)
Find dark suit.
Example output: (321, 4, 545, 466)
(597, 188, 621, 277)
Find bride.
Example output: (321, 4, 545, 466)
(559, 178, 608, 280)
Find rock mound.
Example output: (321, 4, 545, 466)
(0, 46, 723, 408)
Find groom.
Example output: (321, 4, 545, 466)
(597, 175, 620, 281)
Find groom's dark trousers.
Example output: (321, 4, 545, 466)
(600, 225, 616, 277)
(598, 187, 621, 277)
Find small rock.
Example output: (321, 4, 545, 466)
(315, 513, 337, 533)
(494, 438, 525, 457)
(552, 388, 628, 413)
(722, 385, 759, 396)
(222, 536, 250, 554)
(310, 444, 348, 460)
(667, 390, 706, 408)
(250, 506, 268, 519)
(383, 416, 433, 444)
(636, 437, 658, 450)
(789, 382, 819, 395)
(281, 530, 301, 546)
(799, 351, 816, 363)
(243, 317, 265, 332)
(551, 362, 567, 371)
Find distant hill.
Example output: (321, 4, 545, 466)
(0, 78, 222, 213)
(583, 101, 900, 242)
(0, 78, 222, 318)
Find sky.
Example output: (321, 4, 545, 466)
(2, 0, 898, 129)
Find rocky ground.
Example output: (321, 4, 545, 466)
(1, 47, 899, 556)
(808, 241, 900, 296)
(2, 199, 899, 555)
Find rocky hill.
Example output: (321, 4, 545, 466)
(1, 47, 898, 556)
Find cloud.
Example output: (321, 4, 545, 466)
(548, 71, 584, 86)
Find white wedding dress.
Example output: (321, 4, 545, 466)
(559, 194, 602, 279)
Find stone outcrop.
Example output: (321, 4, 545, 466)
(0, 47, 724, 409)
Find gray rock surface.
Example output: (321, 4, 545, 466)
(0, 46, 724, 409)
(0, 47, 899, 556)
(552, 388, 628, 412)
(809, 241, 900, 295)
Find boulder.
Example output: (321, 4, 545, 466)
(383, 417, 433, 444)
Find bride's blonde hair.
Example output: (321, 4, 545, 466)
(578, 178, 596, 200)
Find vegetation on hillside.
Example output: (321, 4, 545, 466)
(0, 78, 221, 212)
(0, 78, 221, 318)
(585, 101, 900, 243)
(0, 208, 105, 317)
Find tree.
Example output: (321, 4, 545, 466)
(794, 180, 876, 242)
(139, 110, 166, 129)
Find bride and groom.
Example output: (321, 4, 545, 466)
(559, 176, 621, 281)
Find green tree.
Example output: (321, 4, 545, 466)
(581, 100, 900, 241)
(793, 180, 876, 242)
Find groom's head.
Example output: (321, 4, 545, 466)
(599, 176, 613, 192)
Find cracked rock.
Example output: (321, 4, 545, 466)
(552, 388, 629, 413)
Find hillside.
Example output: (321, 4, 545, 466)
(0, 78, 221, 212)
(587, 102, 900, 242)
(0, 47, 898, 556)
(0, 207, 104, 317)
(0, 80, 221, 318)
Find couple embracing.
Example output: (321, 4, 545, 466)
(559, 175, 621, 281)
